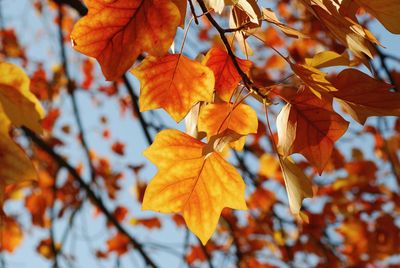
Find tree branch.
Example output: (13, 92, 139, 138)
(22, 127, 158, 268)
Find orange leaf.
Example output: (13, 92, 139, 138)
(354, 0, 400, 34)
(330, 69, 400, 124)
(0, 216, 23, 253)
(171, 0, 187, 27)
(70, 0, 181, 80)
(203, 47, 252, 101)
(277, 90, 349, 173)
(130, 217, 162, 229)
(111, 141, 125, 156)
(132, 54, 215, 122)
(107, 232, 130, 256)
(198, 102, 258, 138)
(142, 129, 247, 244)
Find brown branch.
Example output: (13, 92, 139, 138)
(57, 4, 96, 182)
(53, 0, 87, 16)
(22, 127, 158, 268)
(188, 0, 199, 25)
(123, 75, 153, 145)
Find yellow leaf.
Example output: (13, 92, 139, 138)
(290, 63, 337, 95)
(132, 54, 215, 122)
(280, 157, 313, 215)
(0, 62, 44, 133)
(305, 51, 351, 69)
(259, 153, 279, 178)
(142, 129, 247, 244)
(0, 110, 37, 203)
(70, 0, 181, 80)
(198, 102, 258, 138)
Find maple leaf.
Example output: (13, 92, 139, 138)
(277, 90, 349, 173)
(203, 47, 252, 101)
(279, 157, 313, 215)
(0, 110, 37, 204)
(131, 54, 215, 122)
(70, 0, 181, 80)
(0, 61, 44, 133)
(142, 129, 247, 244)
(198, 102, 258, 138)
(330, 69, 400, 124)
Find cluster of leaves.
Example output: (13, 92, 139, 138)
(69, 0, 400, 244)
(1, 0, 400, 267)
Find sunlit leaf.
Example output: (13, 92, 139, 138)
(198, 102, 258, 138)
(142, 129, 247, 244)
(0, 61, 44, 133)
(280, 157, 313, 215)
(71, 0, 181, 80)
(305, 51, 351, 69)
(277, 90, 349, 173)
(290, 63, 337, 96)
(203, 47, 252, 101)
(132, 54, 215, 122)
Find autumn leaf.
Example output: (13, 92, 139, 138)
(0, 110, 37, 203)
(198, 102, 258, 138)
(299, 0, 377, 59)
(0, 216, 23, 253)
(106, 232, 130, 256)
(142, 129, 247, 244)
(277, 90, 349, 173)
(0, 61, 44, 133)
(204, 0, 240, 14)
(259, 153, 280, 178)
(305, 51, 351, 69)
(70, 0, 181, 80)
(290, 63, 337, 96)
(261, 8, 307, 39)
(330, 69, 400, 124)
(354, 0, 400, 34)
(203, 47, 252, 101)
(172, 0, 187, 27)
(131, 54, 215, 122)
(279, 157, 313, 215)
